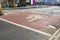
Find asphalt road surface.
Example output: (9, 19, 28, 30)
(0, 6, 60, 40)
(0, 20, 50, 40)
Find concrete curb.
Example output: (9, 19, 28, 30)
(2, 5, 50, 10)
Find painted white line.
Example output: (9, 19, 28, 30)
(49, 28, 60, 40)
(4, 12, 14, 15)
(48, 25, 56, 29)
(0, 18, 52, 36)
(4, 14, 8, 15)
(55, 32, 60, 40)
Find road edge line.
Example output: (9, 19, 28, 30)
(0, 18, 52, 36)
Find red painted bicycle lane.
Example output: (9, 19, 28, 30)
(0, 12, 60, 34)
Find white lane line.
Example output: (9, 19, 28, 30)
(48, 25, 56, 29)
(55, 32, 60, 40)
(49, 28, 60, 40)
(0, 18, 52, 36)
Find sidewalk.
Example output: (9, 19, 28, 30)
(2, 5, 50, 10)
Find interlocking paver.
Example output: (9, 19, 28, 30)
(0, 12, 60, 34)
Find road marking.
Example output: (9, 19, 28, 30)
(55, 32, 60, 40)
(26, 14, 48, 22)
(0, 18, 52, 36)
(48, 25, 56, 29)
(49, 28, 60, 40)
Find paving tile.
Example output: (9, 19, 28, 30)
(0, 12, 60, 34)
